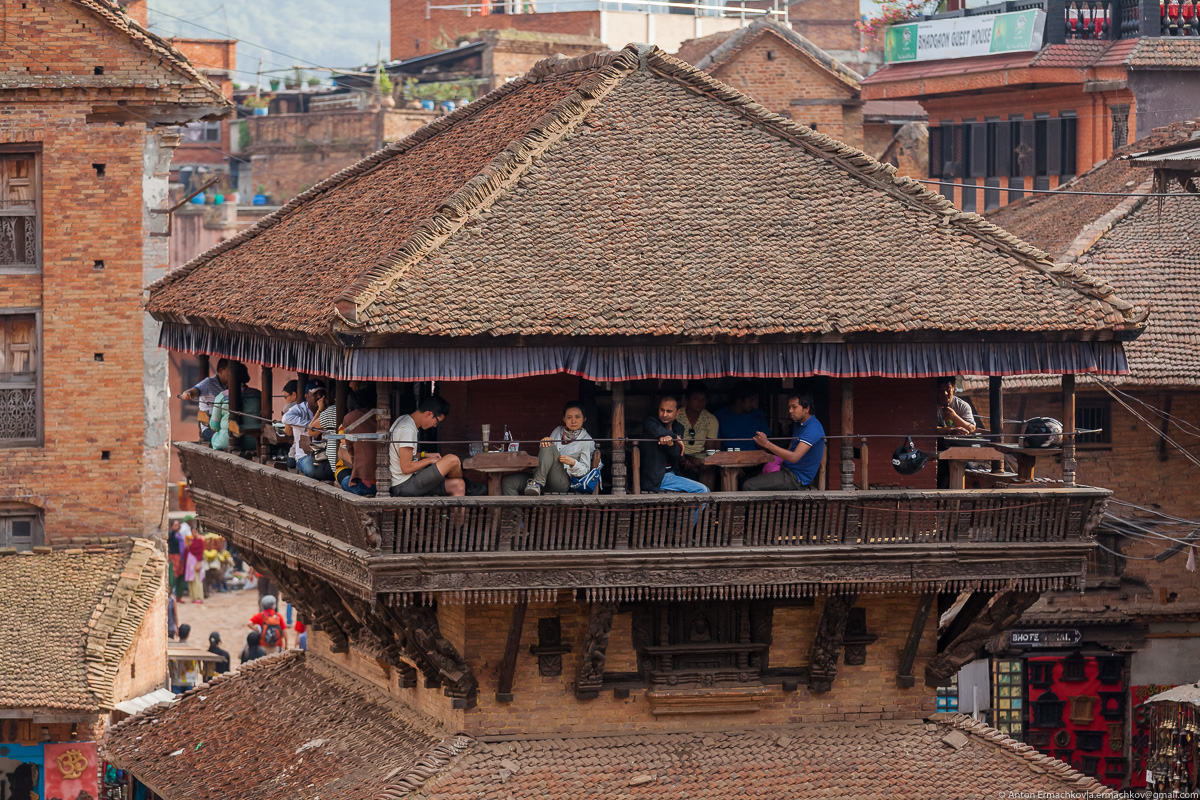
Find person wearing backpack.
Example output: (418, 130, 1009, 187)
(248, 594, 288, 654)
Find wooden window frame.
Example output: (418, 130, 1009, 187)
(1075, 396, 1112, 448)
(0, 505, 44, 550)
(0, 145, 41, 275)
(0, 307, 43, 448)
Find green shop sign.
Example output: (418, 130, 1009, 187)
(885, 9, 1046, 63)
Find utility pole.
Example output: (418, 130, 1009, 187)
(255, 57, 263, 98)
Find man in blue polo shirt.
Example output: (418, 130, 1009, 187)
(743, 392, 825, 491)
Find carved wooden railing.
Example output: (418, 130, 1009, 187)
(177, 443, 1109, 557)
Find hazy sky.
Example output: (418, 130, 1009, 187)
(147, 0, 391, 84)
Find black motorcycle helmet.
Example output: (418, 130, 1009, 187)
(1022, 417, 1064, 449)
(891, 437, 929, 475)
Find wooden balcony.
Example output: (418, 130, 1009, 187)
(178, 443, 1109, 601)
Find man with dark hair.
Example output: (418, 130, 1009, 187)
(639, 395, 709, 494)
(389, 396, 466, 497)
(936, 377, 977, 435)
(715, 380, 769, 450)
(177, 358, 230, 443)
(679, 383, 719, 489)
(281, 379, 300, 414)
(744, 393, 825, 491)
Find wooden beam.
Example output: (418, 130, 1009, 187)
(495, 597, 528, 703)
(896, 593, 935, 688)
(840, 379, 854, 491)
(989, 376, 1004, 473)
(1158, 392, 1173, 462)
(259, 366, 274, 461)
(375, 382, 392, 495)
(937, 591, 994, 653)
(808, 593, 856, 693)
(925, 590, 1039, 686)
(611, 383, 627, 496)
(1061, 374, 1076, 486)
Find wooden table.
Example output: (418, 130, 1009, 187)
(936, 446, 1006, 489)
(991, 443, 1063, 481)
(463, 451, 539, 496)
(703, 449, 772, 492)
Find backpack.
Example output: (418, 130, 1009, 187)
(261, 611, 284, 648)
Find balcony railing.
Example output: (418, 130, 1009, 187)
(178, 443, 1107, 557)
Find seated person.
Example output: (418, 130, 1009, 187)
(678, 383, 719, 489)
(297, 387, 334, 481)
(639, 395, 708, 494)
(281, 380, 321, 470)
(936, 376, 978, 435)
(209, 389, 232, 451)
(337, 387, 379, 496)
(744, 392, 825, 491)
(501, 401, 598, 496)
(714, 380, 769, 450)
(389, 396, 465, 497)
(178, 358, 229, 443)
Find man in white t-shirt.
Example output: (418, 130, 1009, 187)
(388, 396, 466, 497)
(281, 381, 320, 469)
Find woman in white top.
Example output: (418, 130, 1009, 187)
(502, 401, 597, 496)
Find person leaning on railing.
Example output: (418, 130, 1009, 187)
(502, 400, 598, 496)
(639, 395, 709, 494)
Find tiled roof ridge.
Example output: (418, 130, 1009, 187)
(147, 49, 631, 311)
(373, 734, 475, 800)
(84, 538, 164, 709)
(0, 538, 133, 557)
(636, 47, 1142, 321)
(1060, 178, 1154, 263)
(71, 0, 227, 104)
(336, 47, 641, 324)
(694, 18, 863, 90)
(931, 712, 1116, 795)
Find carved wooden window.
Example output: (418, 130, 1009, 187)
(1110, 104, 1130, 151)
(0, 312, 40, 445)
(630, 601, 772, 689)
(0, 506, 43, 551)
(0, 153, 39, 272)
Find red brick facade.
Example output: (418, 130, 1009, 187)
(0, 0, 227, 543)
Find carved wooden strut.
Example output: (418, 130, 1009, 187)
(576, 601, 618, 699)
(925, 589, 1039, 686)
(808, 593, 857, 693)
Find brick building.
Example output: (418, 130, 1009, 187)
(106, 45, 1140, 794)
(862, 1, 1200, 214)
(954, 120, 1200, 788)
(168, 38, 238, 196)
(0, 1, 226, 794)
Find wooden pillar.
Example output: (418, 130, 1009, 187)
(228, 360, 242, 437)
(259, 366, 274, 460)
(495, 597, 528, 703)
(197, 353, 210, 381)
(375, 381, 392, 495)
(840, 379, 855, 491)
(989, 376, 1004, 474)
(1061, 374, 1076, 487)
(335, 377, 348, 430)
(611, 383, 627, 496)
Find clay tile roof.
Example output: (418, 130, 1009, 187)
(681, 18, 863, 90)
(409, 714, 1113, 799)
(672, 29, 738, 68)
(1028, 40, 1114, 68)
(103, 651, 466, 800)
(0, 539, 164, 713)
(987, 118, 1200, 386)
(147, 45, 1141, 341)
(71, 0, 228, 107)
(103, 664, 1115, 800)
(1124, 35, 1200, 68)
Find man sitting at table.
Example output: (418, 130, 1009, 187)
(639, 395, 709, 494)
(744, 392, 825, 491)
(501, 401, 598, 496)
(715, 381, 769, 451)
(936, 376, 978, 434)
(388, 396, 466, 497)
(679, 382, 719, 490)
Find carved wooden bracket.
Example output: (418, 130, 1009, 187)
(925, 589, 1039, 687)
(576, 601, 618, 699)
(496, 598, 528, 703)
(390, 603, 479, 708)
(808, 594, 856, 693)
(896, 593, 936, 688)
(842, 607, 878, 666)
(529, 616, 571, 677)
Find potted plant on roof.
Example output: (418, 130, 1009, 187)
(244, 94, 270, 116)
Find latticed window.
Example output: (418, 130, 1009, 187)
(0, 153, 38, 271)
(0, 313, 39, 444)
(1111, 105, 1130, 152)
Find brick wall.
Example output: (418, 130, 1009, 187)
(708, 32, 862, 148)
(311, 593, 938, 736)
(970, 387, 1200, 606)
(1, 0, 220, 541)
(391, 0, 603, 61)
